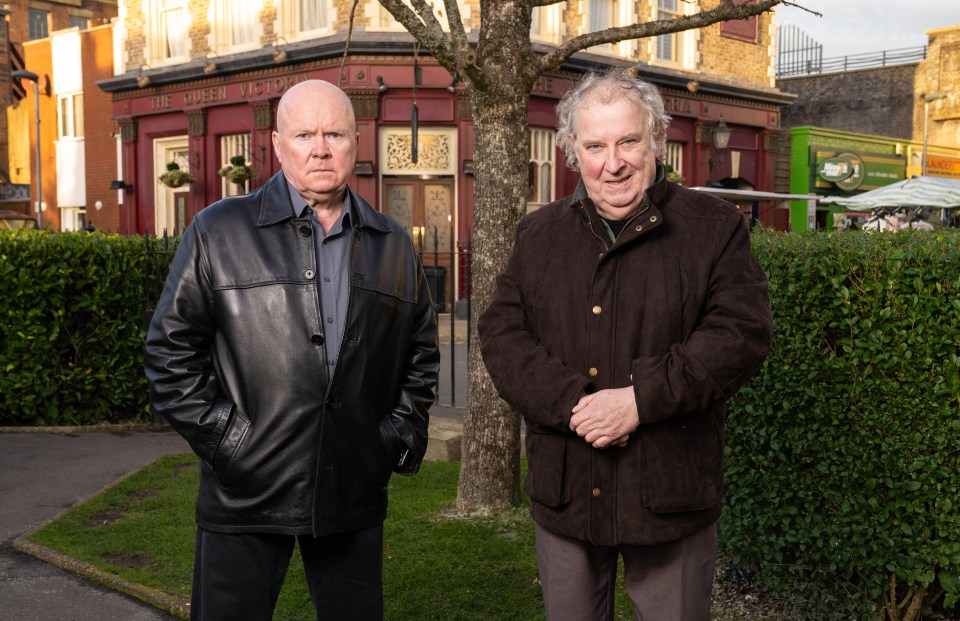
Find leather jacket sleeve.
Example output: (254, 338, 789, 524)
(380, 254, 440, 475)
(144, 224, 235, 466)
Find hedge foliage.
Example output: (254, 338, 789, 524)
(724, 230, 960, 619)
(0, 229, 175, 425)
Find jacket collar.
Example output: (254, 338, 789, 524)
(257, 171, 391, 233)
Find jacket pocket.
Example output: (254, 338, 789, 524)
(638, 414, 723, 513)
(523, 430, 570, 508)
(212, 408, 250, 489)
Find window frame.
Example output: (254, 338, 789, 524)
(527, 127, 557, 211)
(28, 8, 50, 40)
(57, 93, 84, 140)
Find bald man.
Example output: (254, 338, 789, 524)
(146, 80, 439, 620)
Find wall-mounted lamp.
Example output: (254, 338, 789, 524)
(136, 66, 151, 88)
(353, 160, 375, 176)
(447, 76, 459, 93)
(272, 36, 289, 64)
(376, 75, 387, 93)
(110, 180, 132, 191)
(203, 50, 219, 74)
(94, 200, 103, 211)
(712, 116, 732, 151)
(463, 160, 474, 176)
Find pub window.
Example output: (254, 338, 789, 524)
(279, 0, 332, 38)
(28, 8, 50, 40)
(528, 128, 556, 211)
(370, 0, 458, 32)
(654, 0, 696, 68)
(663, 141, 684, 182)
(531, 3, 562, 43)
(58, 93, 84, 139)
(149, 0, 188, 63)
(212, 0, 260, 50)
(220, 134, 252, 198)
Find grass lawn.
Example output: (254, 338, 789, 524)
(25, 454, 777, 620)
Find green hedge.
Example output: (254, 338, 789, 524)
(723, 230, 960, 620)
(0, 229, 175, 426)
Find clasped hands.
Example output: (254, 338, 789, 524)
(569, 386, 639, 449)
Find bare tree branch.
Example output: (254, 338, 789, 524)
(780, 0, 822, 17)
(537, 0, 785, 74)
(377, 0, 458, 70)
(441, 0, 471, 59)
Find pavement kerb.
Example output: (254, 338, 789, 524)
(11, 453, 192, 620)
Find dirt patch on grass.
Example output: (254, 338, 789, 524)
(172, 461, 198, 475)
(128, 488, 157, 501)
(101, 552, 156, 569)
(85, 511, 124, 527)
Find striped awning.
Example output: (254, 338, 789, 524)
(827, 176, 960, 212)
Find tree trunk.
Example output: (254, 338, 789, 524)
(455, 2, 537, 512)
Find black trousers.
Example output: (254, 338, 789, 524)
(190, 524, 384, 621)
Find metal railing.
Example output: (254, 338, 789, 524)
(416, 231, 472, 408)
(779, 42, 927, 78)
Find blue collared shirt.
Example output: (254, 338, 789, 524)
(286, 181, 352, 382)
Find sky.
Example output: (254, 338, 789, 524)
(775, 0, 960, 60)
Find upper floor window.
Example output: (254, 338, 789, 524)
(213, 0, 259, 50)
(587, 0, 620, 32)
(531, 4, 562, 44)
(720, 0, 759, 42)
(656, 0, 682, 62)
(58, 93, 84, 139)
(585, 0, 633, 56)
(28, 9, 50, 40)
(150, 0, 189, 62)
(69, 15, 90, 30)
(279, 0, 332, 39)
(528, 128, 556, 211)
(369, 0, 467, 32)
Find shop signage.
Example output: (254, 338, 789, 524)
(812, 147, 905, 192)
(817, 153, 865, 190)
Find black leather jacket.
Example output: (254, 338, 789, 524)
(145, 172, 439, 536)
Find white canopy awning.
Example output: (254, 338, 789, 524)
(824, 176, 960, 212)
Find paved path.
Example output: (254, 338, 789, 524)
(0, 431, 188, 621)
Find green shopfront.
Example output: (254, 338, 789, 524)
(788, 127, 907, 231)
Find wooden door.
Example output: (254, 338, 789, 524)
(382, 178, 455, 312)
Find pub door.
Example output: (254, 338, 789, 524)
(382, 178, 455, 312)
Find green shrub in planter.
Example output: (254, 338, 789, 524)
(0, 229, 163, 425)
(723, 230, 960, 620)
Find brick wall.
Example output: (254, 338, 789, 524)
(778, 64, 918, 140)
(913, 25, 960, 148)
(81, 26, 121, 232)
(699, 0, 775, 88)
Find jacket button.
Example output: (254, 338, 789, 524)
(592, 305, 601, 315)
(598, 252, 604, 259)
(311, 334, 324, 346)
(649, 215, 657, 223)
(635, 225, 643, 232)
(304, 269, 315, 279)
(592, 487, 601, 497)
(299, 225, 312, 237)
(588, 367, 598, 377)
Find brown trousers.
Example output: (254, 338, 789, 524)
(535, 522, 718, 621)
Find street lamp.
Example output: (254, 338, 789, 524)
(12, 70, 42, 229)
(920, 91, 948, 176)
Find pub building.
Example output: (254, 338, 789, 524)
(98, 6, 794, 313)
